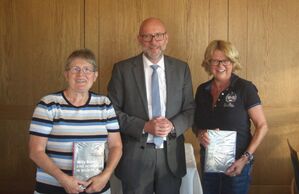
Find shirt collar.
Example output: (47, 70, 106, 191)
(204, 73, 239, 91)
(142, 54, 165, 70)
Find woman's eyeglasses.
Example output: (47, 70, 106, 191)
(209, 59, 231, 66)
(68, 66, 95, 75)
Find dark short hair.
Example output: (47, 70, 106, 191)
(65, 48, 97, 71)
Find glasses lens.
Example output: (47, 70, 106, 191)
(141, 32, 166, 42)
(69, 66, 94, 74)
(69, 66, 80, 73)
(82, 67, 94, 74)
(154, 33, 165, 41)
(142, 34, 151, 42)
(210, 59, 231, 66)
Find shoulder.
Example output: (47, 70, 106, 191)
(194, 79, 212, 101)
(39, 91, 64, 105)
(114, 54, 142, 67)
(232, 74, 258, 92)
(196, 79, 212, 92)
(164, 55, 188, 66)
(89, 92, 112, 106)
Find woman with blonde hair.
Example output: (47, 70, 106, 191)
(193, 40, 268, 194)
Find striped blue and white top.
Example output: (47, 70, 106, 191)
(29, 91, 120, 193)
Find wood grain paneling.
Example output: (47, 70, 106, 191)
(209, 0, 228, 41)
(0, 0, 84, 105)
(2, 0, 299, 194)
(251, 107, 299, 185)
(228, 0, 248, 79)
(186, 0, 210, 90)
(0, 0, 84, 193)
(250, 185, 290, 194)
(96, 0, 141, 94)
(0, 120, 36, 193)
(247, 0, 299, 107)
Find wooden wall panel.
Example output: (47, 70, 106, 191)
(0, 0, 84, 105)
(228, 0, 248, 79)
(1, 0, 299, 194)
(251, 107, 299, 189)
(247, 0, 299, 107)
(85, 0, 99, 92)
(209, 0, 228, 41)
(140, 0, 189, 61)
(0, 120, 35, 193)
(0, 0, 84, 193)
(185, 0, 210, 90)
(97, 0, 141, 94)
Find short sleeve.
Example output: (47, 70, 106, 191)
(104, 97, 120, 133)
(243, 81, 261, 110)
(29, 99, 55, 137)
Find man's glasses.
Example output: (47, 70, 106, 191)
(140, 32, 167, 42)
(68, 66, 95, 75)
(210, 59, 231, 66)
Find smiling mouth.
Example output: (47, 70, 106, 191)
(75, 79, 86, 83)
(217, 69, 226, 73)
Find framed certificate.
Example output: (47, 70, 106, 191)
(204, 130, 236, 173)
(73, 141, 106, 181)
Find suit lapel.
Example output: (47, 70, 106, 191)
(133, 55, 149, 117)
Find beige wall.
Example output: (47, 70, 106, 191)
(1, 0, 299, 193)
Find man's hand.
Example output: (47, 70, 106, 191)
(144, 117, 173, 137)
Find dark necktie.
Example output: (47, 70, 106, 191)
(151, 65, 164, 146)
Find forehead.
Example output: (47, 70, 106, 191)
(140, 20, 166, 34)
(69, 58, 92, 66)
(211, 50, 227, 59)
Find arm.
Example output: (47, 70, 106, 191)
(29, 135, 89, 193)
(168, 63, 195, 137)
(85, 132, 122, 193)
(245, 105, 268, 154)
(108, 63, 147, 140)
(226, 105, 268, 176)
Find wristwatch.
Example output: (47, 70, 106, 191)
(169, 126, 176, 137)
(242, 151, 254, 163)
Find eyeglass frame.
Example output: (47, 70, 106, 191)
(139, 32, 167, 42)
(209, 59, 232, 66)
(67, 66, 96, 75)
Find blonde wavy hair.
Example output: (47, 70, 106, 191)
(201, 40, 242, 75)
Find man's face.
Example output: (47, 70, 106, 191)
(138, 19, 168, 63)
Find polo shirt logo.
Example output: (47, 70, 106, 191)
(224, 91, 237, 107)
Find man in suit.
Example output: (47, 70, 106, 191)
(108, 17, 195, 194)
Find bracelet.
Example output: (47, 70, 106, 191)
(242, 151, 254, 163)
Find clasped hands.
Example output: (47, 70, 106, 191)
(59, 172, 109, 194)
(144, 116, 173, 137)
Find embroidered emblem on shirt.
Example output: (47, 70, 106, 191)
(224, 91, 237, 107)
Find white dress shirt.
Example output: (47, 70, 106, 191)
(143, 54, 167, 148)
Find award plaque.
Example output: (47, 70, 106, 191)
(73, 141, 105, 181)
(204, 130, 236, 173)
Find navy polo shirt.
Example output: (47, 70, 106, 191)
(193, 74, 261, 158)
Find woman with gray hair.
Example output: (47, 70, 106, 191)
(193, 40, 268, 194)
(28, 49, 122, 194)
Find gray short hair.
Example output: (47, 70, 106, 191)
(65, 48, 97, 71)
